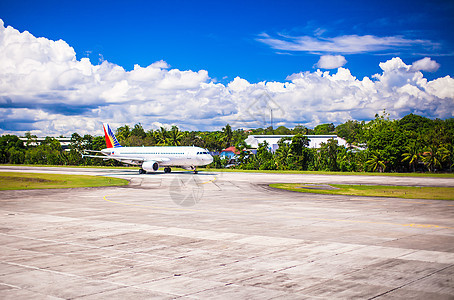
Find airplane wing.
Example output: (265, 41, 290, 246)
(83, 150, 105, 154)
(82, 154, 107, 158)
(81, 154, 112, 161)
(82, 153, 170, 165)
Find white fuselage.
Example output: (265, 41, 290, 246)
(101, 146, 213, 167)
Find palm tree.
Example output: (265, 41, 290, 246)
(24, 131, 37, 147)
(422, 145, 442, 172)
(221, 124, 233, 148)
(275, 141, 292, 170)
(439, 144, 453, 171)
(402, 142, 421, 172)
(115, 125, 130, 144)
(366, 151, 386, 172)
(167, 126, 184, 146)
(319, 138, 339, 171)
(155, 127, 168, 146)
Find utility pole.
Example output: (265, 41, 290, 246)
(270, 108, 273, 130)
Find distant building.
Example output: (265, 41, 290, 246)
(19, 137, 71, 150)
(220, 146, 240, 159)
(244, 135, 349, 152)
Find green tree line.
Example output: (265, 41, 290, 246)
(1, 114, 453, 172)
(235, 113, 453, 173)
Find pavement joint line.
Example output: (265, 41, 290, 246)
(4, 260, 92, 280)
(180, 283, 233, 299)
(102, 193, 270, 217)
(1, 285, 63, 300)
(0, 282, 22, 290)
(102, 194, 454, 230)
(5, 223, 415, 264)
(0, 232, 98, 249)
(85, 284, 180, 299)
(4, 256, 185, 295)
(367, 264, 454, 300)
(0, 232, 163, 258)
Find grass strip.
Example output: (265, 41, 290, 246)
(0, 172, 129, 190)
(200, 168, 454, 178)
(269, 183, 454, 201)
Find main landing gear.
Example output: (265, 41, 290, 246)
(138, 167, 197, 174)
(179, 166, 198, 174)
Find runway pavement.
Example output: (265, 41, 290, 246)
(0, 166, 453, 299)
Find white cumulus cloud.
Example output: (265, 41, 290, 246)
(0, 20, 453, 136)
(410, 57, 440, 72)
(316, 55, 347, 69)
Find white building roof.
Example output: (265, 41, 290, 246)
(19, 137, 72, 148)
(244, 135, 349, 151)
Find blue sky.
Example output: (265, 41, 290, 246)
(0, 0, 453, 135)
(1, 0, 452, 82)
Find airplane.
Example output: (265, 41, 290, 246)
(83, 123, 213, 174)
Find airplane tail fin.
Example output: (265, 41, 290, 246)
(103, 123, 122, 148)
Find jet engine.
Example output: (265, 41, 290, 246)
(142, 161, 159, 172)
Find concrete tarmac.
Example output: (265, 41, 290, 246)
(0, 166, 453, 299)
